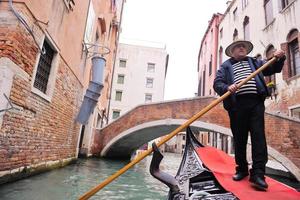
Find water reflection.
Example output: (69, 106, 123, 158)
(0, 153, 182, 200)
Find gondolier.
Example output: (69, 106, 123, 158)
(213, 39, 285, 190)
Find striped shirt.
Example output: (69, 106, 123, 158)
(232, 60, 257, 95)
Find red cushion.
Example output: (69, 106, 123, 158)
(196, 146, 300, 200)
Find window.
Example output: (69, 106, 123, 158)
(233, 7, 237, 20)
(112, 110, 120, 119)
(264, 0, 274, 26)
(33, 40, 55, 94)
(209, 55, 212, 76)
(117, 74, 124, 84)
(281, 0, 294, 10)
(289, 38, 300, 77)
(182, 135, 185, 140)
(119, 59, 126, 68)
(242, 0, 248, 10)
(145, 93, 152, 103)
(281, 29, 300, 80)
(146, 78, 153, 88)
(266, 45, 275, 60)
(147, 63, 155, 72)
(233, 29, 238, 41)
(115, 90, 122, 101)
(243, 16, 250, 40)
(288, 29, 300, 77)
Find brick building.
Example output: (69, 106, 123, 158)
(0, 0, 124, 184)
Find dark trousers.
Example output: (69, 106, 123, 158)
(228, 94, 268, 177)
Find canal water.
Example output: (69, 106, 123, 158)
(0, 153, 182, 200)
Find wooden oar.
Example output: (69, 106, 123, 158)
(78, 57, 277, 200)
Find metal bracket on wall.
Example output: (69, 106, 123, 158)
(82, 42, 111, 59)
(0, 93, 14, 113)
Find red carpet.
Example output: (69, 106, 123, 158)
(196, 146, 300, 200)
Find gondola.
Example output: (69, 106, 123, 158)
(150, 127, 300, 200)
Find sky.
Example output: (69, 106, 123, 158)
(119, 0, 228, 100)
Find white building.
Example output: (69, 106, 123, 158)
(109, 43, 168, 121)
(217, 0, 300, 118)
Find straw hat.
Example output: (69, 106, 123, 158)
(225, 40, 253, 57)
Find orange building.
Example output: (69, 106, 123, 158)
(0, 0, 124, 184)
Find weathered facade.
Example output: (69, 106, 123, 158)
(217, 0, 300, 118)
(197, 13, 223, 97)
(0, 0, 124, 184)
(197, 0, 300, 180)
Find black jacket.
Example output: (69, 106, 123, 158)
(213, 56, 285, 111)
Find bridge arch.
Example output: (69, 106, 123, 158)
(92, 97, 300, 180)
(100, 119, 232, 157)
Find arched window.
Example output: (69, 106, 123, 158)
(265, 44, 275, 60)
(233, 29, 238, 41)
(243, 16, 250, 40)
(287, 29, 300, 77)
(281, 29, 300, 80)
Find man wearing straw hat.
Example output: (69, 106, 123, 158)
(213, 40, 285, 190)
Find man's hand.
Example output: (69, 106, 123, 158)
(228, 84, 238, 93)
(273, 50, 285, 59)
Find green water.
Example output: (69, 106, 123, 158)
(0, 153, 182, 200)
(1, 153, 299, 200)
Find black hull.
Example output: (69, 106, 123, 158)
(150, 127, 238, 200)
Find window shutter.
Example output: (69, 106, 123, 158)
(280, 42, 290, 80)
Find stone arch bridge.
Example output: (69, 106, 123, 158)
(92, 97, 300, 180)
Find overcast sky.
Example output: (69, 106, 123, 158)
(119, 0, 228, 100)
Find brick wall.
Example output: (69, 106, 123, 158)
(265, 113, 300, 168)
(266, 87, 300, 116)
(0, 7, 82, 182)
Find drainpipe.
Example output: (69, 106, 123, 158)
(106, 0, 126, 124)
(76, 56, 106, 124)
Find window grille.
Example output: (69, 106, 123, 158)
(34, 41, 54, 93)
